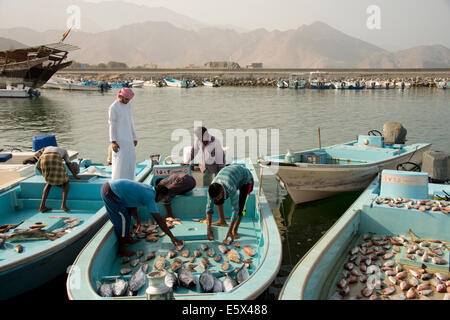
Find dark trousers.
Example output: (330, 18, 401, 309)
(238, 179, 254, 216)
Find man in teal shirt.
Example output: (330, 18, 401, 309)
(101, 179, 184, 256)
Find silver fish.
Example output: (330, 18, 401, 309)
(432, 257, 447, 265)
(113, 278, 128, 297)
(207, 247, 215, 258)
(221, 271, 237, 292)
(235, 264, 249, 284)
(128, 267, 146, 293)
(436, 284, 446, 293)
(145, 251, 156, 261)
(200, 243, 208, 251)
(130, 259, 140, 268)
(388, 276, 397, 285)
(200, 257, 210, 270)
(141, 263, 149, 274)
(417, 283, 430, 291)
(218, 244, 229, 254)
(171, 258, 183, 272)
(361, 287, 373, 297)
(435, 273, 448, 281)
(6, 229, 55, 242)
(154, 256, 166, 271)
(226, 249, 240, 263)
(406, 287, 416, 299)
(168, 250, 177, 259)
(213, 277, 223, 293)
(177, 266, 196, 289)
(136, 250, 144, 258)
(382, 286, 396, 295)
(120, 268, 132, 275)
(99, 283, 113, 297)
(199, 268, 215, 292)
(419, 289, 433, 297)
(408, 277, 419, 287)
(165, 272, 178, 289)
(421, 273, 432, 280)
(193, 249, 202, 258)
(400, 281, 409, 291)
(69, 218, 82, 228)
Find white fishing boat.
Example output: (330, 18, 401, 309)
(0, 84, 40, 98)
(164, 78, 187, 88)
(277, 81, 288, 88)
(395, 81, 411, 89)
(364, 80, 382, 89)
(131, 80, 144, 88)
(332, 81, 364, 90)
(202, 80, 220, 87)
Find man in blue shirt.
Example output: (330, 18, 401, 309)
(101, 179, 183, 257)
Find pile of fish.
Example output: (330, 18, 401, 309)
(374, 197, 450, 214)
(330, 229, 450, 300)
(132, 218, 180, 242)
(97, 241, 257, 297)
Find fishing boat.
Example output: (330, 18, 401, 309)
(310, 80, 331, 89)
(131, 80, 144, 88)
(164, 78, 188, 88)
(435, 81, 449, 89)
(332, 81, 364, 90)
(202, 80, 219, 87)
(288, 74, 307, 89)
(395, 81, 411, 89)
(43, 79, 100, 91)
(66, 157, 282, 300)
(365, 80, 382, 89)
(277, 81, 288, 89)
(0, 85, 40, 98)
(143, 80, 165, 87)
(259, 128, 431, 205)
(279, 169, 450, 300)
(0, 159, 153, 299)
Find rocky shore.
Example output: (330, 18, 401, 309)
(56, 68, 450, 87)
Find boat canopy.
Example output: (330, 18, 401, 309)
(0, 43, 79, 64)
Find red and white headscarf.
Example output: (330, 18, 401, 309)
(117, 87, 134, 100)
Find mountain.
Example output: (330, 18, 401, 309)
(0, 21, 449, 68)
(0, 37, 27, 51)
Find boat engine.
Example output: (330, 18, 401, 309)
(383, 122, 407, 145)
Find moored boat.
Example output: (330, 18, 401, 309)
(0, 85, 40, 98)
(259, 126, 431, 205)
(277, 81, 288, 88)
(332, 81, 364, 90)
(66, 158, 282, 300)
(202, 80, 219, 87)
(164, 78, 188, 88)
(279, 169, 450, 300)
(0, 159, 152, 299)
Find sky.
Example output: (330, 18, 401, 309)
(83, 0, 450, 51)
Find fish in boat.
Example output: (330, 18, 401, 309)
(177, 265, 196, 289)
(200, 257, 210, 270)
(186, 264, 197, 272)
(400, 281, 410, 291)
(432, 257, 447, 265)
(99, 283, 113, 297)
(436, 284, 446, 293)
(181, 248, 190, 258)
(221, 260, 230, 271)
(193, 249, 202, 258)
(243, 246, 256, 257)
(217, 244, 229, 254)
(221, 271, 237, 292)
(406, 288, 416, 299)
(141, 263, 149, 274)
(113, 278, 128, 297)
(213, 255, 222, 262)
(14, 244, 24, 253)
(207, 247, 215, 258)
(200, 243, 208, 251)
(213, 277, 223, 293)
(170, 258, 183, 272)
(146, 235, 158, 242)
(235, 264, 249, 284)
(154, 256, 166, 271)
(6, 229, 56, 242)
(420, 290, 434, 297)
(0, 235, 5, 248)
(69, 218, 83, 228)
(199, 267, 215, 293)
(136, 250, 144, 259)
(0, 220, 24, 233)
(391, 293, 406, 300)
(120, 268, 132, 275)
(165, 272, 178, 289)
(382, 286, 396, 295)
(233, 242, 241, 248)
(130, 259, 140, 268)
(145, 251, 155, 261)
(128, 267, 146, 293)
(361, 287, 373, 297)
(226, 249, 241, 263)
(168, 250, 177, 259)
(408, 277, 419, 287)
(417, 283, 430, 291)
(435, 273, 448, 281)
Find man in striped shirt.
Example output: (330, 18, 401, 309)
(205, 164, 254, 243)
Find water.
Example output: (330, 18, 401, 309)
(2, 87, 449, 300)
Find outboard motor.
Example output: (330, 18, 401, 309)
(383, 122, 407, 145)
(421, 150, 450, 183)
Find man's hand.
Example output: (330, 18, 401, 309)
(134, 140, 138, 147)
(111, 141, 119, 153)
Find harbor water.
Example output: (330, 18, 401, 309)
(1, 87, 449, 300)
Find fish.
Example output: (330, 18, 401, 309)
(384, 260, 395, 268)
(186, 264, 197, 272)
(113, 279, 128, 297)
(145, 251, 156, 261)
(435, 273, 448, 281)
(146, 235, 158, 242)
(213, 277, 223, 293)
(391, 293, 406, 300)
(141, 263, 149, 274)
(406, 287, 416, 299)
(69, 218, 82, 228)
(408, 268, 420, 278)
(6, 229, 55, 242)
(235, 264, 249, 284)
(188, 257, 195, 263)
(14, 244, 23, 253)
(200, 243, 208, 251)
(395, 264, 403, 273)
(417, 283, 430, 291)
(177, 266, 196, 289)
(0, 236, 5, 248)
(221, 271, 237, 292)
(165, 272, 178, 289)
(213, 255, 222, 262)
(408, 277, 419, 287)
(122, 257, 130, 264)
(99, 283, 113, 297)
(168, 250, 177, 259)
(120, 268, 132, 275)
(221, 260, 230, 271)
(193, 249, 202, 258)
(154, 256, 166, 271)
(218, 244, 229, 254)
(199, 268, 215, 292)
(181, 248, 190, 258)
(130, 259, 140, 268)
(244, 246, 256, 257)
(382, 286, 396, 295)
(359, 275, 368, 283)
(421, 273, 433, 280)
(226, 249, 241, 263)
(419, 290, 434, 297)
(339, 286, 350, 297)
(171, 258, 183, 272)
(400, 281, 410, 291)
(436, 284, 446, 293)
(361, 287, 373, 297)
(207, 247, 215, 258)
(200, 257, 210, 270)
(383, 253, 394, 260)
(128, 267, 146, 293)
(344, 262, 354, 271)
(388, 276, 397, 285)
(233, 242, 241, 248)
(432, 257, 447, 265)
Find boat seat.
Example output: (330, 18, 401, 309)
(0, 153, 12, 163)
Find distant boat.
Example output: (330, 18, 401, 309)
(164, 78, 188, 88)
(364, 80, 382, 89)
(43, 80, 100, 91)
(131, 80, 144, 88)
(380, 81, 394, 89)
(143, 80, 164, 87)
(332, 81, 364, 90)
(435, 81, 449, 89)
(187, 80, 197, 88)
(0, 84, 40, 98)
(310, 80, 331, 89)
(288, 75, 307, 89)
(277, 81, 288, 88)
(202, 80, 219, 87)
(395, 81, 411, 89)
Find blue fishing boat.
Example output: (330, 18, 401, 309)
(259, 128, 431, 204)
(0, 159, 152, 299)
(66, 158, 282, 300)
(332, 81, 365, 90)
(279, 169, 450, 300)
(277, 81, 288, 88)
(164, 78, 188, 88)
(202, 80, 219, 87)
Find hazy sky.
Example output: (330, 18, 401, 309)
(84, 0, 450, 51)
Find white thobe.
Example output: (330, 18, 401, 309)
(108, 100, 137, 180)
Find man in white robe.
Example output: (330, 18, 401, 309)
(108, 87, 137, 180)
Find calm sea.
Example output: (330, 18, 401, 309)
(1, 87, 449, 300)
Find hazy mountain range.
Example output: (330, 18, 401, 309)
(0, 0, 448, 68)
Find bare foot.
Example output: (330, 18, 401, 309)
(61, 206, 70, 212)
(212, 221, 227, 227)
(232, 233, 240, 239)
(39, 207, 52, 213)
